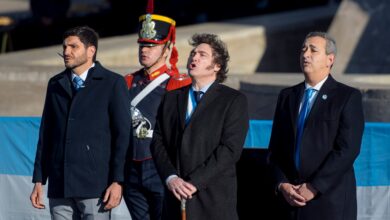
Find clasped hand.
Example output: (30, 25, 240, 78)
(279, 182, 318, 207)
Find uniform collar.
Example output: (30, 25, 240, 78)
(144, 65, 169, 81)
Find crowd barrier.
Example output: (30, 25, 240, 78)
(0, 117, 389, 219)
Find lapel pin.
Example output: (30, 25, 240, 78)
(322, 94, 327, 100)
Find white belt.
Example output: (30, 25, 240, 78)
(131, 73, 170, 107)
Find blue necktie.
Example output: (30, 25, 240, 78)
(73, 76, 84, 90)
(185, 90, 203, 124)
(295, 88, 315, 170)
(193, 91, 204, 104)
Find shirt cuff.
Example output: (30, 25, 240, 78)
(165, 175, 178, 186)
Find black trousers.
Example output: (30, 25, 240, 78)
(124, 159, 164, 220)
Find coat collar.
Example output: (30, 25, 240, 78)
(178, 82, 220, 129)
(305, 74, 337, 123)
(289, 74, 337, 135)
(191, 82, 220, 120)
(178, 86, 190, 129)
(58, 69, 73, 98)
(146, 65, 169, 80)
(57, 61, 105, 98)
(289, 82, 304, 135)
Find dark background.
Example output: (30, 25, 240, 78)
(3, 0, 336, 52)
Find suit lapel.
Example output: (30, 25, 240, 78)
(58, 71, 73, 98)
(72, 63, 105, 101)
(178, 86, 190, 129)
(84, 65, 104, 90)
(290, 83, 305, 136)
(305, 75, 337, 124)
(190, 82, 220, 122)
(57, 63, 105, 99)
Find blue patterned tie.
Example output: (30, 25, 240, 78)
(73, 76, 84, 90)
(295, 88, 315, 170)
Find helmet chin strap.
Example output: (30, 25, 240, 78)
(144, 43, 170, 74)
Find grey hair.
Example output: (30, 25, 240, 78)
(305, 32, 337, 56)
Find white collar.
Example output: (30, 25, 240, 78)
(192, 81, 214, 93)
(305, 75, 328, 91)
(72, 63, 95, 81)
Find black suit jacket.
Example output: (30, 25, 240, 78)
(32, 62, 131, 198)
(151, 83, 249, 220)
(268, 75, 364, 220)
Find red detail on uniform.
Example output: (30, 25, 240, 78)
(133, 157, 153, 162)
(137, 33, 171, 45)
(125, 65, 191, 91)
(124, 74, 134, 89)
(149, 65, 168, 80)
(146, 0, 154, 14)
(137, 17, 176, 45)
(170, 25, 176, 43)
(168, 26, 178, 76)
(169, 46, 179, 75)
(124, 65, 167, 89)
(166, 72, 192, 91)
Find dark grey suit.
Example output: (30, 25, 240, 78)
(269, 75, 364, 220)
(151, 83, 249, 220)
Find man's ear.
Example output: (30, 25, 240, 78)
(164, 42, 174, 59)
(87, 46, 96, 60)
(163, 46, 170, 59)
(213, 63, 221, 73)
(327, 53, 335, 68)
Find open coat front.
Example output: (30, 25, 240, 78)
(152, 83, 249, 220)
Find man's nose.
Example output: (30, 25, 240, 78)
(302, 49, 311, 58)
(63, 47, 70, 55)
(192, 53, 199, 61)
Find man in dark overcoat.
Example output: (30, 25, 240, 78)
(152, 33, 249, 220)
(30, 26, 131, 219)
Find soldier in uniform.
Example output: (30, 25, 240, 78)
(123, 1, 191, 220)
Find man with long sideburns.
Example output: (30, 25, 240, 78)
(152, 33, 249, 220)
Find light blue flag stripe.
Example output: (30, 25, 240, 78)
(0, 118, 389, 186)
(0, 117, 40, 176)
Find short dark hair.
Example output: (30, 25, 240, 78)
(63, 26, 99, 61)
(189, 33, 230, 83)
